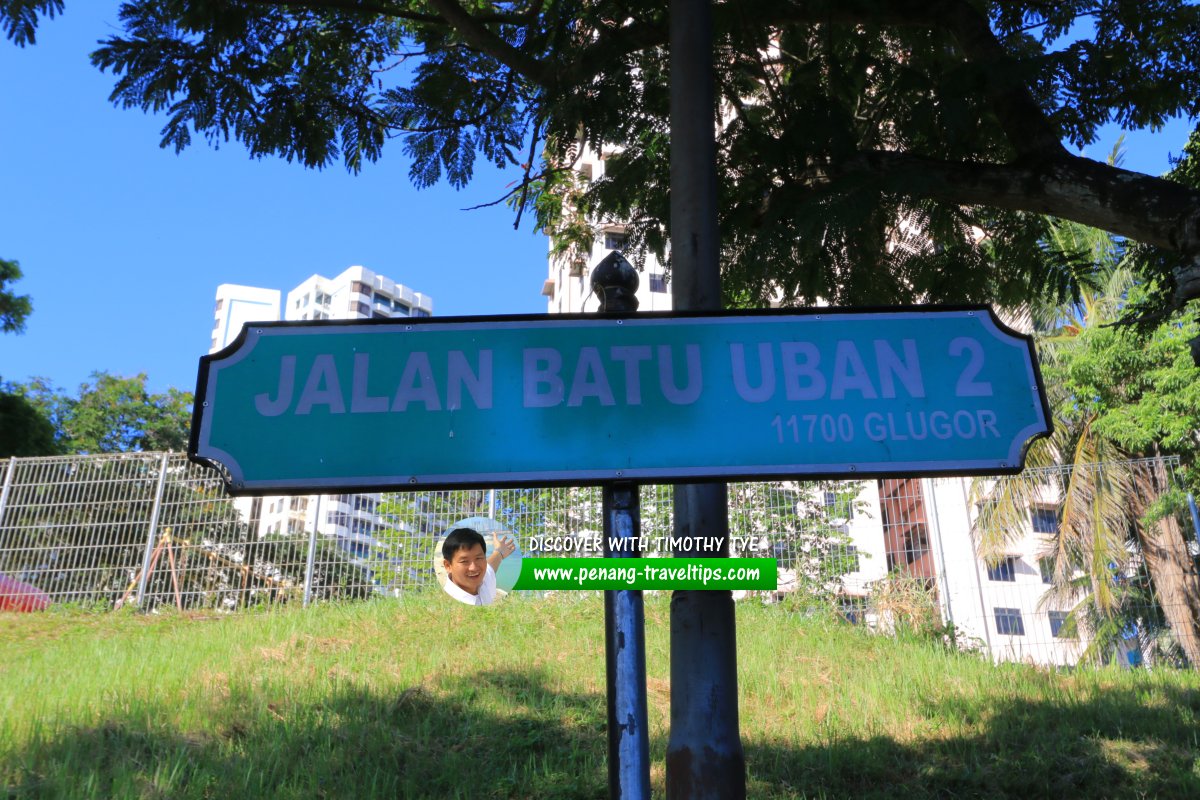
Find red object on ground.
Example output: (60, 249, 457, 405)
(0, 574, 51, 612)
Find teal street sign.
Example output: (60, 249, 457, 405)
(189, 307, 1051, 493)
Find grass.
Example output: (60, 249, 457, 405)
(2, 594, 1200, 798)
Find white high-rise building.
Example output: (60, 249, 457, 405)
(542, 145, 673, 314)
(211, 284, 282, 352)
(209, 266, 433, 557)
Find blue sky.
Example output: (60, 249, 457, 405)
(0, 5, 550, 395)
(1, 5, 1195, 396)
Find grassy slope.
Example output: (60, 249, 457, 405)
(2, 595, 1199, 799)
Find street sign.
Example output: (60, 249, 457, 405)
(189, 307, 1051, 493)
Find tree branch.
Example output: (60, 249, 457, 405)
(835, 150, 1200, 256)
(423, 0, 550, 83)
(241, 0, 536, 26)
(242, 0, 443, 24)
(459, 164, 573, 211)
(929, 0, 1067, 158)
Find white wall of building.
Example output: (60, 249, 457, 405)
(285, 265, 433, 323)
(842, 482, 889, 597)
(209, 266, 431, 559)
(924, 476, 1085, 665)
(210, 284, 281, 354)
(543, 145, 673, 314)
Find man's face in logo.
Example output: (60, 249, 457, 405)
(444, 543, 487, 595)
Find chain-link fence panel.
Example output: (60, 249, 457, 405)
(2, 452, 1196, 672)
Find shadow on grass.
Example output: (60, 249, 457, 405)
(6, 669, 1200, 799)
(3, 669, 609, 800)
(746, 682, 1200, 799)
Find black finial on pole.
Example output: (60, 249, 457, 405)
(592, 251, 640, 313)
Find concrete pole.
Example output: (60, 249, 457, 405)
(667, 0, 746, 797)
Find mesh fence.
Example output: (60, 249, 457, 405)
(947, 457, 1200, 668)
(1, 452, 1197, 669)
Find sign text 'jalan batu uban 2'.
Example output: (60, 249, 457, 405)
(188, 307, 1052, 494)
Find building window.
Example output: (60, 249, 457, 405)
(649, 274, 668, 293)
(340, 538, 373, 559)
(350, 518, 376, 536)
(1038, 557, 1054, 584)
(603, 231, 628, 250)
(212, 318, 221, 331)
(994, 607, 1025, 636)
(214, 298, 224, 311)
(1048, 610, 1072, 638)
(356, 302, 370, 317)
(394, 302, 410, 316)
(772, 540, 796, 569)
(1031, 507, 1059, 534)
(903, 525, 929, 564)
(211, 337, 218, 350)
(314, 291, 330, 305)
(352, 281, 372, 295)
(413, 309, 431, 318)
(987, 556, 1017, 582)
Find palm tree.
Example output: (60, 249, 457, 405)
(972, 209, 1200, 666)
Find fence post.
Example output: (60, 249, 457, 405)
(0, 456, 16, 530)
(922, 479, 955, 629)
(135, 453, 172, 608)
(303, 495, 322, 607)
(1189, 494, 1200, 546)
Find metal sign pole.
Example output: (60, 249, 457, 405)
(594, 253, 651, 800)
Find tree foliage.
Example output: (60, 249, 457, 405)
(373, 489, 492, 588)
(973, 219, 1200, 665)
(1126, 128, 1200, 329)
(0, 389, 58, 456)
(9, 371, 193, 454)
(0, 257, 33, 335)
(4, 1, 1200, 317)
(729, 480, 865, 608)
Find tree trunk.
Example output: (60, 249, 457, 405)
(1131, 461, 1200, 666)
